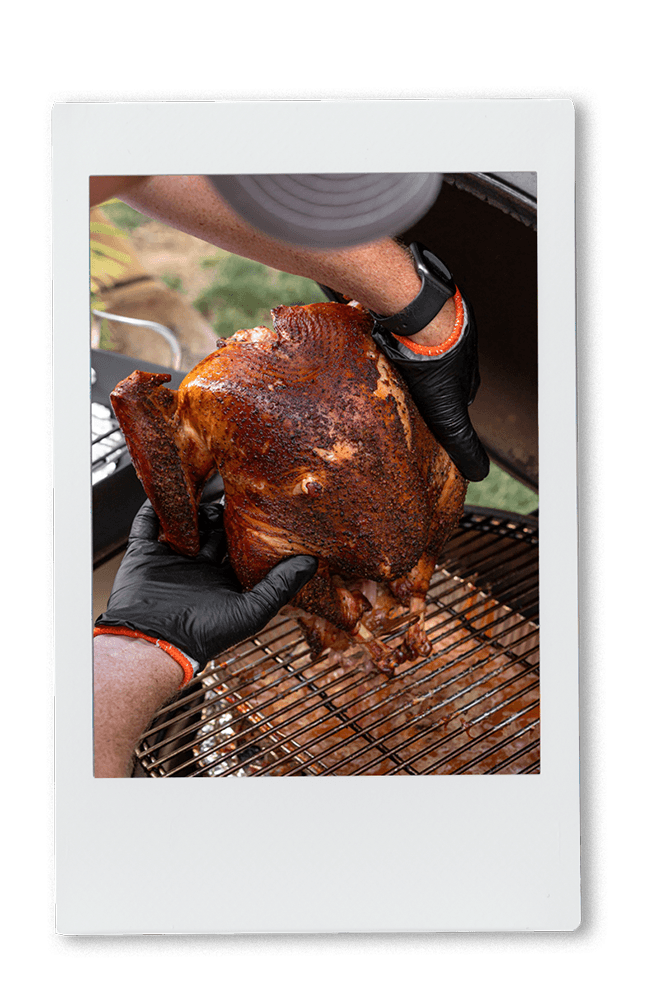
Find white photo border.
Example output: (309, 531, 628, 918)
(53, 99, 578, 934)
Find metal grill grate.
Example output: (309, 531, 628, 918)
(92, 400, 128, 485)
(134, 507, 539, 776)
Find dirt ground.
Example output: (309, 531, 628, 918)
(93, 220, 223, 371)
(127, 222, 224, 300)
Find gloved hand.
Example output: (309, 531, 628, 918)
(371, 298, 490, 482)
(95, 500, 318, 676)
(319, 244, 489, 483)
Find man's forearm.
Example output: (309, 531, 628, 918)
(93, 634, 183, 778)
(120, 175, 455, 347)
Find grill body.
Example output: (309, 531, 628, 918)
(403, 173, 538, 490)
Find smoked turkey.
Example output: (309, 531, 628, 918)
(110, 302, 467, 675)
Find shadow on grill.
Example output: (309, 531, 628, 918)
(134, 506, 539, 777)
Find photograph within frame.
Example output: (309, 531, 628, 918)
(54, 100, 578, 934)
(90, 172, 540, 779)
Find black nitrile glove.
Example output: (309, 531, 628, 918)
(95, 501, 318, 672)
(320, 244, 489, 483)
(371, 298, 490, 482)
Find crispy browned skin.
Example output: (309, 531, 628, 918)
(110, 302, 467, 674)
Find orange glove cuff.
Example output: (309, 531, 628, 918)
(93, 625, 196, 688)
(392, 288, 465, 356)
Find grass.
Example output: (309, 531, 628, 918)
(99, 199, 151, 231)
(195, 253, 327, 337)
(97, 204, 538, 517)
(467, 463, 538, 516)
(160, 273, 186, 294)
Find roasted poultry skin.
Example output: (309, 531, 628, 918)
(110, 302, 467, 674)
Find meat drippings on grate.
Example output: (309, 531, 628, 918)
(192, 569, 539, 777)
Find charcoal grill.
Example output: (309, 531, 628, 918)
(133, 507, 539, 777)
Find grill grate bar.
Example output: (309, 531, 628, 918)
(139, 614, 421, 766)
(240, 637, 539, 777)
(439, 541, 536, 586)
(426, 575, 537, 628)
(330, 663, 538, 778)
(397, 639, 539, 719)
(447, 716, 540, 774)
(440, 577, 537, 622)
(383, 686, 539, 777)
(456, 512, 538, 545)
(441, 536, 535, 579)
(238, 620, 423, 776)
(92, 402, 129, 483)
(424, 597, 538, 654)
(179, 664, 385, 775)
(143, 685, 324, 776)
(142, 685, 329, 777)
(485, 737, 541, 774)
(138, 624, 313, 740)
(445, 534, 537, 575)
(229, 616, 540, 774)
(413, 710, 539, 776)
(145, 620, 420, 775)
(191, 612, 418, 731)
(140, 614, 538, 776)
(218, 621, 413, 724)
(268, 646, 423, 778)
(134, 509, 540, 776)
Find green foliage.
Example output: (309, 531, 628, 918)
(90, 220, 131, 298)
(161, 273, 185, 294)
(98, 318, 115, 350)
(99, 199, 150, 231)
(467, 463, 538, 515)
(199, 251, 229, 269)
(195, 254, 327, 337)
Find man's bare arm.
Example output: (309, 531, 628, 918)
(93, 634, 183, 778)
(118, 175, 455, 348)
